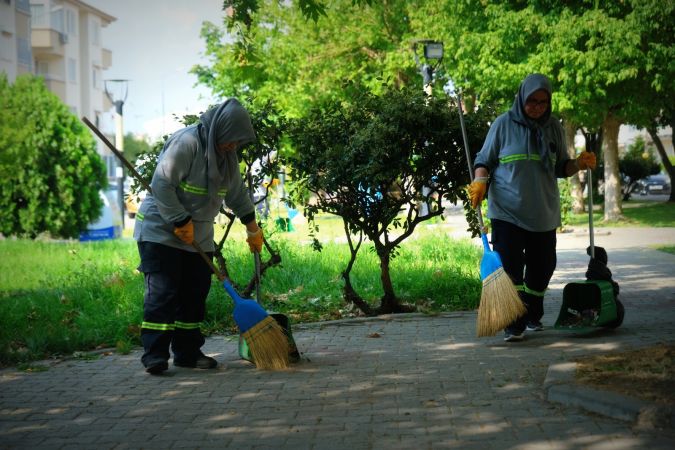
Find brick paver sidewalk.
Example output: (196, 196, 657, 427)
(1, 226, 674, 449)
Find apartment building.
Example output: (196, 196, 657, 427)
(30, 0, 115, 129)
(0, 0, 33, 80)
(1, 0, 117, 176)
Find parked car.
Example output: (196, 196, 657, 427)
(634, 174, 671, 196)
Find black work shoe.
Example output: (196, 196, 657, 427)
(174, 354, 218, 369)
(504, 328, 525, 342)
(145, 361, 168, 375)
(526, 321, 544, 331)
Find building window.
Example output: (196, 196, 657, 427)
(92, 67, 101, 89)
(30, 4, 46, 27)
(17, 0, 31, 14)
(91, 20, 100, 46)
(50, 7, 64, 33)
(65, 8, 76, 36)
(36, 60, 48, 76)
(17, 37, 32, 67)
(67, 57, 76, 83)
(105, 155, 116, 178)
(0, 34, 11, 63)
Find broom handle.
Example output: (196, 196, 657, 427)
(456, 91, 487, 231)
(587, 167, 595, 259)
(82, 116, 228, 280)
(81, 117, 152, 193)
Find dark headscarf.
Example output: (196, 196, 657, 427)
(508, 74, 554, 168)
(199, 99, 256, 195)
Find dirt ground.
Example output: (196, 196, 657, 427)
(574, 343, 675, 405)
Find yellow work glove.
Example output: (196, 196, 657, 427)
(577, 151, 597, 171)
(173, 219, 194, 245)
(468, 177, 488, 209)
(246, 228, 264, 253)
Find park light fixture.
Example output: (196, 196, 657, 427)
(423, 41, 444, 60)
(412, 39, 444, 96)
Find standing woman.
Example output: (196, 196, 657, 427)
(468, 74, 596, 341)
(134, 99, 264, 374)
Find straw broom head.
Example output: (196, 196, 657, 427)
(223, 279, 291, 370)
(241, 316, 291, 370)
(476, 268, 527, 337)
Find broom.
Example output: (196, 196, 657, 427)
(191, 242, 290, 371)
(82, 116, 290, 369)
(453, 94, 526, 337)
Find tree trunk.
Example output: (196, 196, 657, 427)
(564, 121, 584, 213)
(375, 248, 414, 314)
(341, 225, 373, 316)
(647, 127, 675, 203)
(377, 251, 398, 313)
(601, 114, 623, 221)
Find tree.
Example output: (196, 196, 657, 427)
(288, 84, 491, 315)
(619, 137, 661, 200)
(409, 0, 674, 220)
(195, 0, 419, 118)
(122, 133, 152, 166)
(0, 74, 107, 239)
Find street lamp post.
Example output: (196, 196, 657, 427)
(412, 40, 444, 216)
(412, 40, 444, 97)
(104, 79, 129, 231)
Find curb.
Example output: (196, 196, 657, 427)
(544, 361, 675, 429)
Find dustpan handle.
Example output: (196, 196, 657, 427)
(587, 167, 594, 259)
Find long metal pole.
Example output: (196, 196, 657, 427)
(587, 168, 595, 258)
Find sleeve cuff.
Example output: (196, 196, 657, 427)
(174, 216, 192, 228)
(239, 212, 256, 225)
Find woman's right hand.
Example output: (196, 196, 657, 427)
(468, 177, 488, 209)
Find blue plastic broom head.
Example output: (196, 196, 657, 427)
(222, 280, 269, 333)
(480, 233, 504, 280)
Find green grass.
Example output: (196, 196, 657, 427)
(657, 245, 675, 255)
(0, 218, 481, 367)
(567, 200, 675, 227)
(4, 199, 672, 368)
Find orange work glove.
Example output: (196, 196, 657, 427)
(173, 219, 194, 245)
(577, 151, 597, 171)
(468, 177, 488, 209)
(246, 228, 264, 253)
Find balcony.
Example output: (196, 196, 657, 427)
(43, 78, 66, 101)
(31, 28, 65, 58)
(102, 48, 112, 69)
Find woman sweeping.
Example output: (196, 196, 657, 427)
(134, 99, 264, 374)
(468, 74, 596, 342)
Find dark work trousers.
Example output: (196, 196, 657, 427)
(490, 219, 557, 332)
(137, 241, 213, 368)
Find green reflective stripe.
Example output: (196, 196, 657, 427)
(175, 321, 201, 330)
(499, 154, 541, 164)
(142, 321, 175, 331)
(180, 181, 208, 195)
(514, 284, 525, 292)
(523, 284, 547, 297)
(218, 189, 227, 196)
(136, 212, 144, 221)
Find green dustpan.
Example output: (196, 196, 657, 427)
(554, 280, 624, 332)
(239, 313, 300, 363)
(554, 166, 624, 333)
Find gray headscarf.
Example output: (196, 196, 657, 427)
(508, 74, 553, 168)
(199, 98, 256, 195)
